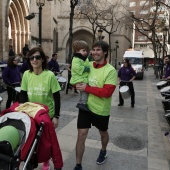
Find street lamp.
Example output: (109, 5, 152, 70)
(158, 45, 161, 63)
(25, 13, 35, 20)
(114, 40, 119, 70)
(98, 29, 103, 41)
(162, 27, 168, 60)
(36, 0, 45, 47)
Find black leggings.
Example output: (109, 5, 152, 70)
(119, 81, 135, 105)
(6, 86, 19, 109)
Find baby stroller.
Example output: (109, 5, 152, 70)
(0, 102, 63, 170)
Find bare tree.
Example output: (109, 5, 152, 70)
(124, 0, 170, 78)
(75, 0, 126, 63)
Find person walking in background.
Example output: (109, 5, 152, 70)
(22, 44, 29, 59)
(162, 55, 170, 80)
(19, 47, 63, 170)
(2, 56, 21, 108)
(70, 40, 90, 111)
(48, 53, 60, 75)
(118, 58, 136, 107)
(73, 41, 117, 170)
(9, 45, 15, 57)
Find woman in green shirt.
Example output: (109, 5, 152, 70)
(19, 47, 62, 170)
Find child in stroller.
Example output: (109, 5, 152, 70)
(0, 102, 63, 170)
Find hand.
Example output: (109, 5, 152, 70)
(52, 117, 59, 129)
(76, 83, 86, 91)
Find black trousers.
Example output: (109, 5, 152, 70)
(6, 86, 19, 109)
(119, 81, 135, 105)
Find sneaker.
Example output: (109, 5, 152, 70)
(73, 165, 82, 170)
(96, 150, 107, 165)
(42, 160, 50, 170)
(76, 103, 90, 112)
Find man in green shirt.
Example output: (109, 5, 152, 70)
(73, 41, 117, 170)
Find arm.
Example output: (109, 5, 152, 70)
(2, 67, 12, 86)
(130, 68, 136, 82)
(130, 76, 136, 82)
(19, 90, 28, 103)
(52, 91, 61, 129)
(85, 84, 116, 98)
(76, 69, 117, 98)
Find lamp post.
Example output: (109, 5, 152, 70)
(36, 0, 45, 47)
(114, 40, 119, 70)
(98, 29, 103, 41)
(158, 45, 161, 63)
(162, 27, 168, 60)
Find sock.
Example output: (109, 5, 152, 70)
(76, 164, 82, 167)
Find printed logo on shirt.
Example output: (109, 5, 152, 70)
(88, 76, 99, 86)
(28, 83, 48, 96)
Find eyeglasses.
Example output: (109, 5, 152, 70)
(29, 55, 42, 61)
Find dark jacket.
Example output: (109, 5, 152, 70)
(2, 65, 21, 87)
(48, 59, 60, 72)
(9, 49, 15, 56)
(23, 46, 29, 56)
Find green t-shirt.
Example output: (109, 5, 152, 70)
(21, 70, 61, 118)
(70, 57, 89, 85)
(87, 62, 117, 116)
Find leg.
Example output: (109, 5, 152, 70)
(76, 128, 89, 164)
(118, 82, 125, 105)
(128, 82, 135, 106)
(74, 110, 91, 169)
(6, 86, 14, 109)
(99, 130, 109, 150)
(76, 92, 90, 112)
(119, 90, 124, 105)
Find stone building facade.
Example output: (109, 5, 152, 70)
(0, 0, 132, 65)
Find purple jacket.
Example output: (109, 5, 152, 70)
(2, 65, 21, 86)
(164, 63, 170, 78)
(118, 66, 136, 81)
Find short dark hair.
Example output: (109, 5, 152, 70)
(52, 53, 57, 57)
(7, 56, 17, 67)
(27, 47, 47, 72)
(92, 41, 109, 59)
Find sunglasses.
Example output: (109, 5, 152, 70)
(29, 55, 42, 61)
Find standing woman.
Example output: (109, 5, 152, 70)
(19, 47, 63, 170)
(118, 58, 136, 107)
(2, 56, 21, 108)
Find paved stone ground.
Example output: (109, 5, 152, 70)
(1, 67, 170, 170)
